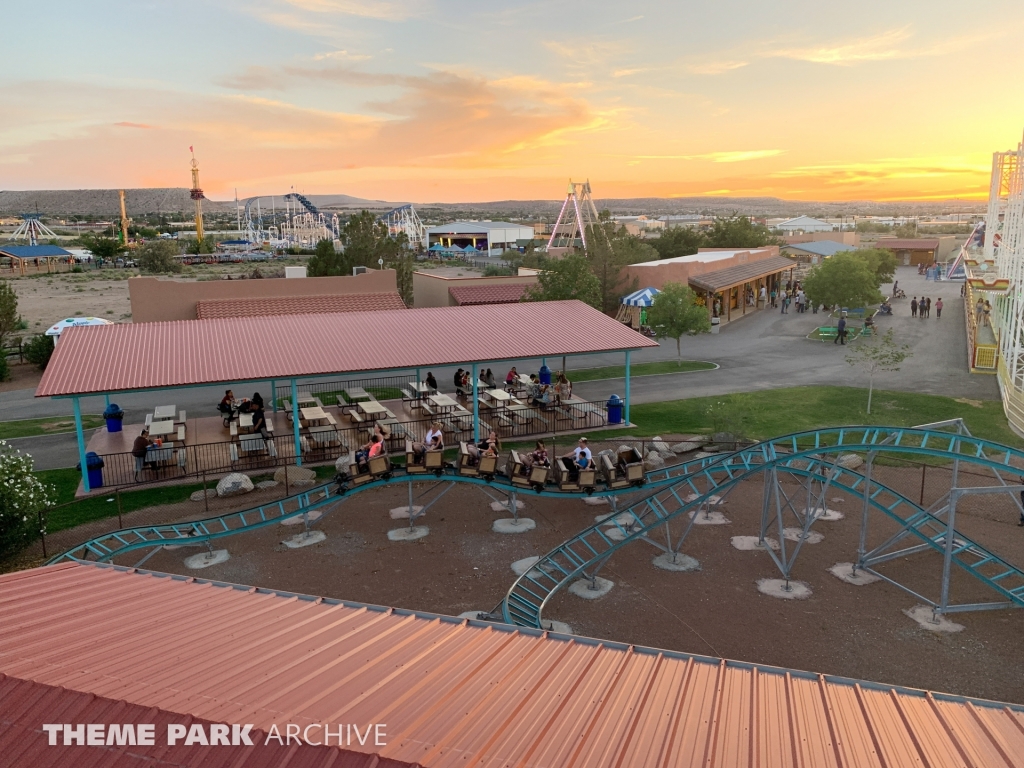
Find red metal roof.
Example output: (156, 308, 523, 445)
(36, 300, 656, 397)
(196, 292, 407, 319)
(2, 563, 1023, 768)
(447, 284, 529, 305)
(873, 238, 941, 250)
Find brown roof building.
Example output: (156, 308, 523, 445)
(2, 562, 1023, 768)
(196, 292, 406, 319)
(447, 283, 529, 305)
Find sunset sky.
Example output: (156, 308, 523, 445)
(3, 0, 1023, 203)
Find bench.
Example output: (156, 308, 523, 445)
(477, 397, 493, 411)
(420, 403, 435, 417)
(229, 422, 238, 437)
(176, 425, 186, 442)
(145, 414, 152, 427)
(177, 410, 186, 424)
(324, 412, 337, 426)
(349, 410, 364, 424)
(817, 327, 838, 342)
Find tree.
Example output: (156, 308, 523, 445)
(388, 252, 415, 306)
(307, 238, 346, 277)
(848, 247, 897, 287)
(651, 227, 703, 260)
(82, 234, 125, 261)
(23, 334, 54, 371)
(703, 215, 782, 248)
(802, 253, 883, 311)
(846, 328, 912, 414)
(0, 439, 54, 559)
(894, 222, 918, 238)
(137, 239, 182, 274)
(185, 236, 215, 255)
(647, 281, 711, 362)
(525, 254, 601, 309)
(583, 226, 651, 315)
(0, 280, 18, 354)
(342, 210, 406, 271)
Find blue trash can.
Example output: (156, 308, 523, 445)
(539, 365, 552, 385)
(607, 394, 623, 424)
(103, 403, 124, 433)
(77, 451, 105, 489)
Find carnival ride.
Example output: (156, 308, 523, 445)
(548, 179, 604, 251)
(50, 422, 1024, 630)
(190, 148, 205, 242)
(381, 204, 427, 250)
(10, 214, 59, 245)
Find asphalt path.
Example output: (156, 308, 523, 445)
(4, 267, 993, 470)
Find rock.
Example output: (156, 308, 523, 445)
(335, 455, 350, 473)
(658, 450, 675, 461)
(671, 441, 703, 454)
(711, 431, 736, 443)
(189, 489, 217, 502)
(837, 454, 864, 470)
(650, 437, 672, 454)
(275, 465, 317, 486)
(644, 452, 666, 470)
(255, 480, 279, 490)
(216, 473, 253, 497)
(596, 448, 614, 459)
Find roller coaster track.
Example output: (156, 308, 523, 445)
(49, 427, 1024, 626)
(500, 426, 1024, 626)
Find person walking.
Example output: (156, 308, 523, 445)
(759, 285, 766, 306)
(976, 297, 984, 326)
(770, 287, 777, 308)
(835, 315, 847, 345)
(983, 300, 992, 327)
(911, 297, 918, 317)
(780, 289, 787, 313)
(925, 297, 932, 318)
(892, 280, 899, 297)
(935, 297, 943, 318)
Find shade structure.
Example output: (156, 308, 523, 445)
(463, 244, 478, 252)
(621, 287, 660, 306)
(44, 317, 113, 337)
(429, 243, 447, 251)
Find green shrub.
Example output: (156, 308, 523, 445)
(0, 352, 9, 382)
(23, 334, 55, 370)
(0, 440, 53, 559)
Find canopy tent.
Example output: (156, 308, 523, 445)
(463, 244, 479, 252)
(45, 317, 114, 338)
(621, 287, 660, 307)
(428, 243, 447, 251)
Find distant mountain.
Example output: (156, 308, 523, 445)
(0, 189, 236, 216)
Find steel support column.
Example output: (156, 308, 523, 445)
(73, 397, 90, 493)
(291, 379, 302, 467)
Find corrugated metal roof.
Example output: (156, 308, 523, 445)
(0, 674, 367, 767)
(195, 292, 407, 319)
(0, 244, 72, 258)
(874, 238, 941, 249)
(782, 241, 857, 257)
(688, 256, 796, 293)
(2, 563, 1024, 768)
(447, 284, 529, 305)
(426, 221, 534, 235)
(36, 299, 657, 397)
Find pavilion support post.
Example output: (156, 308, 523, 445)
(270, 380, 277, 412)
(104, 394, 110, 409)
(416, 368, 421, 387)
(624, 351, 631, 425)
(291, 379, 302, 467)
(472, 363, 480, 442)
(73, 397, 90, 493)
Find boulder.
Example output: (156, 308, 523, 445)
(644, 452, 666, 471)
(189, 488, 217, 502)
(671, 441, 703, 454)
(275, 466, 316, 486)
(650, 436, 672, 454)
(255, 480, 279, 490)
(216, 473, 254, 497)
(658, 450, 675, 462)
(837, 454, 864, 470)
(335, 454, 351, 473)
(596, 448, 614, 459)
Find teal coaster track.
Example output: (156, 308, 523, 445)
(50, 425, 1024, 628)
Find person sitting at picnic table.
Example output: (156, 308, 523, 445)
(414, 421, 445, 456)
(218, 390, 236, 421)
(467, 430, 501, 464)
(553, 372, 572, 405)
(483, 368, 497, 388)
(505, 366, 518, 391)
(425, 372, 438, 391)
(522, 440, 550, 469)
(453, 368, 465, 388)
(355, 434, 383, 470)
(251, 392, 264, 409)
(250, 404, 269, 439)
(563, 437, 592, 472)
(131, 429, 151, 479)
(531, 384, 552, 408)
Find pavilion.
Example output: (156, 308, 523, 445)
(36, 300, 658, 491)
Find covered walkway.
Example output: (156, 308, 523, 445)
(36, 300, 657, 491)
(688, 255, 795, 324)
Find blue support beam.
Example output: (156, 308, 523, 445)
(624, 350, 631, 425)
(472, 363, 479, 442)
(73, 397, 90, 493)
(291, 379, 302, 466)
(270, 379, 277, 412)
(104, 394, 110, 409)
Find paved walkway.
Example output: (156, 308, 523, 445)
(6, 267, 994, 470)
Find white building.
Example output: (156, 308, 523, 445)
(426, 221, 535, 255)
(776, 215, 834, 233)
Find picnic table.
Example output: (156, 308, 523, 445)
(343, 387, 372, 403)
(301, 406, 329, 426)
(429, 393, 460, 412)
(153, 405, 176, 420)
(295, 395, 318, 409)
(410, 381, 434, 396)
(149, 419, 176, 437)
(486, 389, 511, 406)
(357, 400, 389, 420)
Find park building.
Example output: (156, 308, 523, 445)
(780, 240, 857, 264)
(425, 221, 535, 256)
(775, 215, 835, 233)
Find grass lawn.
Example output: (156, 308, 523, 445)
(276, 386, 403, 409)
(586, 386, 1021, 448)
(0, 415, 105, 440)
(569, 360, 716, 383)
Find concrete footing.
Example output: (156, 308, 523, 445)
(603, 527, 630, 541)
(282, 530, 326, 549)
(511, 556, 541, 576)
(595, 512, 634, 525)
(903, 604, 965, 633)
(652, 553, 700, 572)
(569, 576, 614, 599)
(490, 500, 525, 513)
(583, 496, 609, 506)
(685, 493, 724, 505)
(802, 507, 844, 521)
(184, 549, 229, 569)
(388, 526, 429, 542)
(493, 518, 535, 534)
(829, 562, 881, 586)
(731, 535, 779, 551)
(782, 527, 824, 544)
(281, 510, 323, 526)
(688, 509, 730, 525)
(389, 505, 424, 520)
(541, 619, 573, 634)
(757, 578, 812, 600)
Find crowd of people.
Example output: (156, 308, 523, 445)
(909, 297, 945, 319)
(217, 389, 269, 439)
